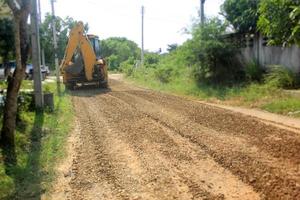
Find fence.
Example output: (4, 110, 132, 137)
(225, 33, 300, 73)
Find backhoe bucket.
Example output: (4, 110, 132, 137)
(65, 54, 84, 75)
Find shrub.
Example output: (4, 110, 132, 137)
(154, 65, 174, 83)
(187, 18, 243, 84)
(264, 65, 299, 89)
(120, 57, 136, 77)
(245, 60, 265, 82)
(144, 52, 161, 68)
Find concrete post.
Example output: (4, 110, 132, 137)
(31, 0, 44, 108)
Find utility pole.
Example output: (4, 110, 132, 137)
(31, 0, 44, 108)
(51, 0, 60, 85)
(37, 0, 46, 69)
(200, 0, 205, 24)
(141, 5, 144, 67)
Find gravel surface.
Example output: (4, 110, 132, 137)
(63, 78, 299, 200)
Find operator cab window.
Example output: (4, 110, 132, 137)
(94, 39, 101, 59)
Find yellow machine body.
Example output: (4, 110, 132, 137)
(60, 22, 108, 89)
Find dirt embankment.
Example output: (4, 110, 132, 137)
(50, 78, 300, 200)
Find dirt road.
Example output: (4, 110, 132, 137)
(61, 77, 300, 199)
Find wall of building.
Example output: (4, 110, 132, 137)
(239, 34, 300, 73)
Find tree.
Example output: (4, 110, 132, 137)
(100, 37, 140, 70)
(40, 14, 88, 69)
(186, 18, 242, 84)
(167, 43, 178, 53)
(221, 0, 260, 33)
(1, 0, 31, 163)
(258, 0, 300, 46)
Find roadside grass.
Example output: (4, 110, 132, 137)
(127, 72, 300, 117)
(0, 82, 73, 199)
(0, 80, 33, 90)
(262, 98, 300, 117)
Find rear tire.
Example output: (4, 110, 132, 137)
(99, 80, 108, 88)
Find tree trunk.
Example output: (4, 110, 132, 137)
(1, 7, 29, 162)
(1, 16, 21, 145)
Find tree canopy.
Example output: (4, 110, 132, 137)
(40, 13, 89, 69)
(221, 0, 260, 33)
(258, 0, 300, 46)
(100, 37, 140, 70)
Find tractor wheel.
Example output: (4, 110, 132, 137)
(99, 81, 108, 89)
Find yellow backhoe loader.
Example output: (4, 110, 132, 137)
(60, 21, 108, 90)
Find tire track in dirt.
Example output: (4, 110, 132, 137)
(106, 84, 300, 199)
(96, 93, 258, 199)
(67, 79, 300, 199)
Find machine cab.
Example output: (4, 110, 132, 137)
(87, 35, 101, 59)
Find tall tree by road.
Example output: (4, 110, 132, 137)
(1, 0, 31, 164)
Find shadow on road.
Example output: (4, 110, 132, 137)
(67, 85, 112, 97)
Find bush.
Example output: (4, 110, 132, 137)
(144, 52, 161, 68)
(187, 18, 243, 84)
(120, 57, 136, 77)
(264, 65, 299, 89)
(154, 65, 174, 83)
(245, 60, 265, 82)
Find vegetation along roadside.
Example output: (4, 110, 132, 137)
(0, 82, 74, 199)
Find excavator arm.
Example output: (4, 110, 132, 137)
(60, 21, 96, 81)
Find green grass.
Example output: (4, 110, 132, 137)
(0, 82, 74, 199)
(0, 81, 6, 90)
(262, 98, 300, 117)
(127, 70, 300, 117)
(0, 80, 33, 91)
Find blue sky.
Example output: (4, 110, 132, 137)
(41, 0, 224, 52)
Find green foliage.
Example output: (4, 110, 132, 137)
(187, 18, 243, 84)
(120, 57, 136, 76)
(154, 64, 174, 83)
(245, 60, 264, 82)
(40, 14, 88, 69)
(264, 65, 299, 89)
(262, 98, 300, 116)
(144, 52, 160, 68)
(0, 17, 14, 62)
(258, 0, 300, 46)
(0, 1, 11, 17)
(289, 5, 300, 45)
(0, 83, 74, 199)
(100, 37, 140, 70)
(221, 0, 259, 33)
(167, 43, 178, 53)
